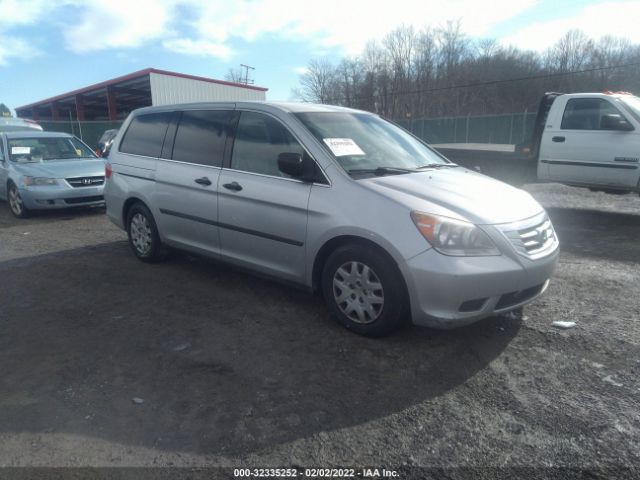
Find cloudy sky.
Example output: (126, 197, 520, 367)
(1, 0, 639, 112)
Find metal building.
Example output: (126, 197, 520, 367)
(15, 68, 268, 121)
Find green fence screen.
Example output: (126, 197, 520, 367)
(394, 112, 537, 146)
(39, 112, 537, 151)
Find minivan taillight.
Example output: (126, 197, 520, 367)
(105, 162, 112, 179)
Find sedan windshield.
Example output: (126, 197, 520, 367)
(294, 112, 450, 175)
(8, 136, 96, 163)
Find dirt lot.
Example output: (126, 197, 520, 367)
(0, 184, 639, 478)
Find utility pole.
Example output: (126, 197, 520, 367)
(239, 64, 255, 85)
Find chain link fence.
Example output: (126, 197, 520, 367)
(38, 112, 537, 151)
(39, 120, 123, 150)
(395, 112, 537, 146)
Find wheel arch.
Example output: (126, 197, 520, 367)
(122, 196, 148, 227)
(311, 235, 409, 300)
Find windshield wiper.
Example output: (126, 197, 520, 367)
(347, 166, 415, 176)
(415, 163, 458, 170)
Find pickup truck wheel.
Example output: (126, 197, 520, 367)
(322, 244, 407, 337)
(8, 182, 29, 219)
(126, 203, 166, 263)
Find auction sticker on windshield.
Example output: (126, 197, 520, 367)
(323, 138, 365, 157)
(11, 147, 30, 155)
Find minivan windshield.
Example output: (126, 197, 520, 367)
(8, 136, 96, 163)
(294, 112, 451, 175)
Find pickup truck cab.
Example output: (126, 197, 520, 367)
(537, 92, 640, 192)
(437, 92, 640, 194)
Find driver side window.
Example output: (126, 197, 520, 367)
(231, 111, 305, 178)
(561, 98, 629, 130)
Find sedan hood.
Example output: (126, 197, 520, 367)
(13, 158, 105, 179)
(363, 167, 543, 225)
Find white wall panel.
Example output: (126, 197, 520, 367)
(150, 73, 266, 105)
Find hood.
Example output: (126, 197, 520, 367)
(363, 168, 543, 225)
(13, 158, 105, 179)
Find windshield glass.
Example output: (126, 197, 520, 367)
(294, 112, 449, 174)
(620, 96, 640, 123)
(8, 136, 96, 162)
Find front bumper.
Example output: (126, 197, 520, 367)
(20, 184, 105, 210)
(403, 244, 559, 329)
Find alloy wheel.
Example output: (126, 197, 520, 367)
(8, 185, 24, 217)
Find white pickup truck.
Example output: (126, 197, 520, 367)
(436, 92, 640, 194)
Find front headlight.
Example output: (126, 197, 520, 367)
(410, 211, 500, 256)
(23, 176, 58, 186)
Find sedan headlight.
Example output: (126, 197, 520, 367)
(23, 176, 58, 186)
(411, 211, 500, 256)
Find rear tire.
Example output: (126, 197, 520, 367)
(321, 244, 407, 337)
(126, 203, 166, 263)
(7, 182, 29, 219)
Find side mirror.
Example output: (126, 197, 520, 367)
(601, 113, 634, 131)
(278, 152, 305, 178)
(278, 152, 323, 182)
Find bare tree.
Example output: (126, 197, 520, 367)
(294, 23, 640, 120)
(225, 67, 245, 83)
(296, 58, 339, 103)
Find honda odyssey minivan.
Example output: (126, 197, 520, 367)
(104, 102, 558, 336)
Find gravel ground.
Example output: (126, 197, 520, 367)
(0, 184, 638, 479)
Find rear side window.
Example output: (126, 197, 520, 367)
(231, 111, 305, 177)
(171, 110, 233, 167)
(561, 98, 627, 130)
(120, 112, 171, 157)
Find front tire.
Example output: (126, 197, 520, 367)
(8, 182, 29, 219)
(321, 244, 407, 337)
(126, 203, 166, 263)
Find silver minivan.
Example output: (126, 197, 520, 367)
(105, 102, 558, 336)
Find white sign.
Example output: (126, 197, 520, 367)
(11, 146, 30, 155)
(323, 138, 365, 157)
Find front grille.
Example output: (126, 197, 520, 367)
(66, 176, 104, 188)
(501, 214, 558, 260)
(64, 195, 104, 205)
(518, 219, 555, 255)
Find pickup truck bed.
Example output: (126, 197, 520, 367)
(434, 143, 538, 186)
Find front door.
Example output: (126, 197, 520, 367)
(217, 111, 312, 283)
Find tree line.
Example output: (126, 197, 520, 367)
(293, 21, 640, 119)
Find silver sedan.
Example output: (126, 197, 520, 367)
(0, 131, 106, 218)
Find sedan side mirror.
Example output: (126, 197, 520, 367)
(601, 113, 634, 131)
